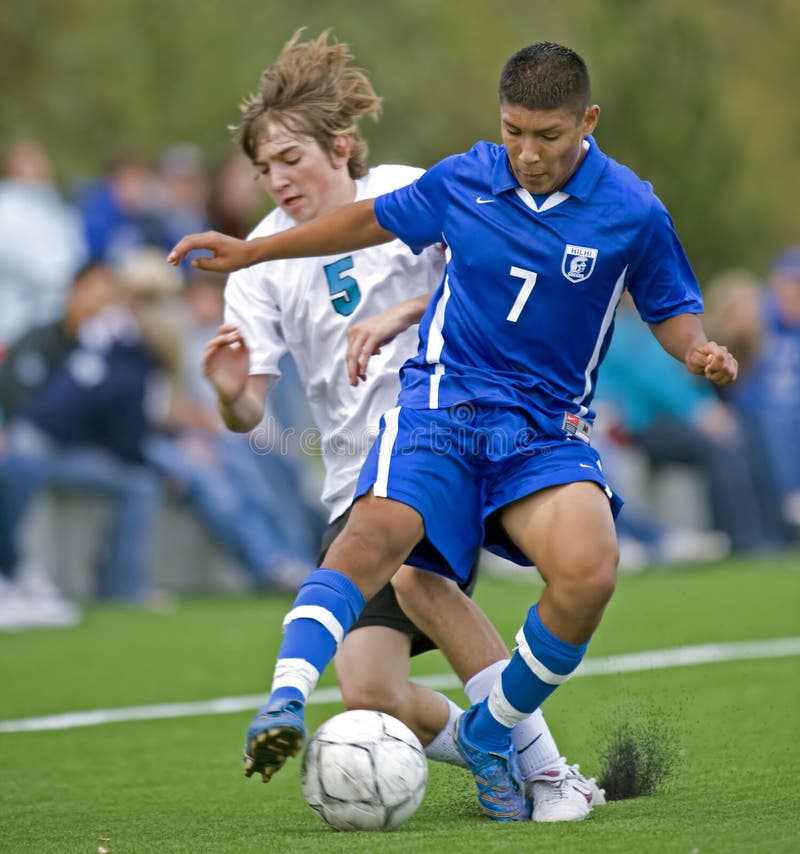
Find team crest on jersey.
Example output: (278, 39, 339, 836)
(561, 244, 598, 283)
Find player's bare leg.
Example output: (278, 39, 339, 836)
(394, 563, 604, 820)
(390, 565, 530, 819)
(447, 482, 616, 813)
(391, 566, 507, 682)
(335, 624, 449, 745)
(245, 493, 425, 782)
(323, 493, 425, 598)
(500, 482, 618, 645)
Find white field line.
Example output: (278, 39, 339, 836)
(2, 637, 799, 735)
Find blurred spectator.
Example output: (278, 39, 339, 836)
(0, 262, 166, 629)
(76, 151, 162, 265)
(0, 262, 118, 427)
(154, 143, 213, 275)
(207, 150, 266, 238)
(710, 251, 800, 533)
(597, 293, 788, 555)
(143, 270, 324, 591)
(590, 416, 731, 571)
(704, 269, 764, 373)
(0, 137, 88, 349)
(114, 245, 185, 385)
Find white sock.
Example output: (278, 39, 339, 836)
(424, 693, 466, 768)
(465, 660, 562, 781)
(513, 708, 562, 780)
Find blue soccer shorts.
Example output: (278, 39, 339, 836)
(353, 404, 623, 583)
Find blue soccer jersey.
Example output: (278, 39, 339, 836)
(374, 136, 704, 439)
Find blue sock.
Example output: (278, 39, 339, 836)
(270, 568, 365, 706)
(502, 603, 588, 712)
(466, 604, 588, 750)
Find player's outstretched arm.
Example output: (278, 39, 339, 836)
(346, 295, 430, 386)
(203, 324, 276, 432)
(168, 198, 395, 273)
(649, 313, 738, 385)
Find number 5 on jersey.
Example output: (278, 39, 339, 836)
(324, 256, 361, 316)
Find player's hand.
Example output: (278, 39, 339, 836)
(346, 303, 414, 386)
(203, 324, 251, 401)
(167, 231, 255, 273)
(686, 341, 738, 385)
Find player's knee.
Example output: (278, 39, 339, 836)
(389, 564, 418, 597)
(586, 544, 619, 605)
(333, 527, 389, 573)
(554, 541, 618, 609)
(390, 566, 440, 615)
(339, 678, 406, 718)
(345, 496, 424, 561)
(336, 517, 409, 570)
(581, 558, 618, 608)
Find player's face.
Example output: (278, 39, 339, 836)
(500, 102, 599, 195)
(253, 122, 353, 223)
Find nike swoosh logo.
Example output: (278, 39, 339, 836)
(476, 197, 495, 204)
(579, 463, 596, 470)
(517, 734, 543, 754)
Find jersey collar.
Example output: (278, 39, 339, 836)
(492, 135, 606, 203)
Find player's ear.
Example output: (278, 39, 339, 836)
(582, 105, 600, 136)
(331, 134, 353, 170)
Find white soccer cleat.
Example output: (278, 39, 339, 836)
(527, 759, 605, 822)
(570, 762, 606, 806)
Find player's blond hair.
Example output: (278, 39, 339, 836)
(235, 29, 382, 179)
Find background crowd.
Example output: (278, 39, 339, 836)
(0, 137, 326, 629)
(0, 128, 797, 630)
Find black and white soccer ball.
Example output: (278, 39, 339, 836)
(300, 709, 428, 831)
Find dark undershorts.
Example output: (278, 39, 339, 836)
(318, 508, 479, 657)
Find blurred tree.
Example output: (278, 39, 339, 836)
(0, 0, 796, 280)
(577, 3, 754, 282)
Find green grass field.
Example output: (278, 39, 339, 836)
(1, 554, 798, 853)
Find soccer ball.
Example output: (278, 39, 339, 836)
(300, 709, 428, 831)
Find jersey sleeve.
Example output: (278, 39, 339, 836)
(374, 156, 458, 253)
(224, 267, 287, 377)
(626, 197, 705, 324)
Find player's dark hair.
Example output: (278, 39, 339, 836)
(235, 29, 382, 179)
(499, 42, 591, 117)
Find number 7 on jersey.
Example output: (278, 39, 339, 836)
(506, 266, 538, 322)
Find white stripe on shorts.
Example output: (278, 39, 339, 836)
(515, 627, 575, 685)
(429, 363, 445, 409)
(283, 605, 344, 648)
(373, 406, 400, 498)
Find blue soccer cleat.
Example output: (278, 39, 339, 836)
(454, 706, 531, 821)
(244, 699, 306, 783)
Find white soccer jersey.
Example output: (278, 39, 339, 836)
(225, 165, 445, 521)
